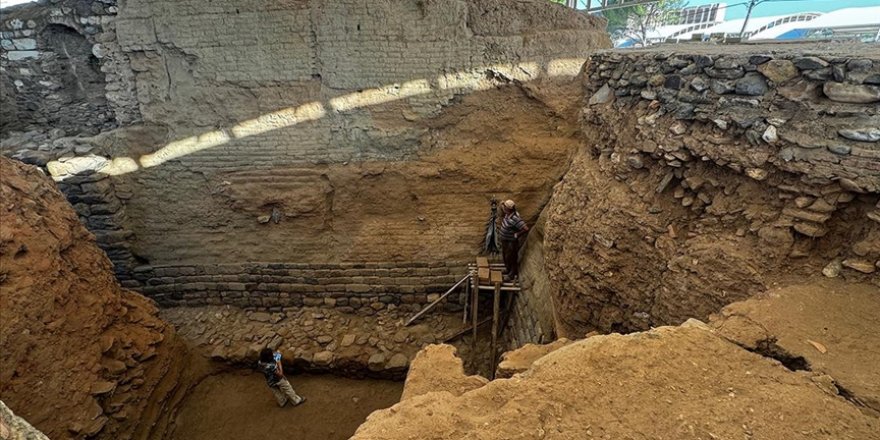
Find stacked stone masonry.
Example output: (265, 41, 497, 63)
(585, 46, 880, 193)
(584, 45, 880, 245)
(133, 261, 471, 311)
(504, 214, 558, 349)
(0, 0, 139, 139)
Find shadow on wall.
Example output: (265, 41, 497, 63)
(46, 58, 589, 180)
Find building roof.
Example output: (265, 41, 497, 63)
(794, 6, 880, 30)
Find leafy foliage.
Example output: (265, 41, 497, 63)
(599, 0, 686, 46)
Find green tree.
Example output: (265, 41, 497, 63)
(601, 0, 633, 34)
(601, 0, 685, 46)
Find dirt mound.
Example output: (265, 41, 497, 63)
(495, 338, 571, 379)
(0, 157, 190, 439)
(353, 323, 879, 439)
(400, 345, 488, 401)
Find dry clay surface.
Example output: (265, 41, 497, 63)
(353, 282, 880, 440)
(0, 157, 190, 440)
(713, 279, 880, 415)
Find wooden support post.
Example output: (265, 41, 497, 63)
(490, 270, 503, 379)
(471, 270, 479, 351)
(461, 271, 471, 325)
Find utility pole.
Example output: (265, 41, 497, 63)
(739, 0, 764, 39)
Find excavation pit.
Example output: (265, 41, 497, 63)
(166, 372, 402, 440)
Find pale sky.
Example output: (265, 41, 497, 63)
(0, 0, 37, 9)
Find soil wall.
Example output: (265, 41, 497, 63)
(0, 157, 192, 440)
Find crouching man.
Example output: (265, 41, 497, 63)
(258, 348, 305, 407)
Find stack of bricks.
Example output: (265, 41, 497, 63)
(55, 171, 140, 282)
(132, 261, 471, 313)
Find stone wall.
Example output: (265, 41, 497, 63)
(0, 0, 139, 140)
(584, 46, 880, 193)
(542, 44, 880, 336)
(134, 260, 469, 311)
(504, 211, 558, 348)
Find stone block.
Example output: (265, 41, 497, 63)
(6, 50, 39, 60)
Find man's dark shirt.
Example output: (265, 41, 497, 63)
(258, 361, 281, 387)
(499, 212, 526, 242)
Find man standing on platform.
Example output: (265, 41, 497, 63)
(499, 199, 529, 281)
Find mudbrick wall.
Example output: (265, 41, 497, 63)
(539, 44, 880, 337)
(1, 0, 611, 309)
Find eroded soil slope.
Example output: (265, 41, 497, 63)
(0, 157, 190, 440)
(353, 327, 878, 440)
(354, 279, 880, 439)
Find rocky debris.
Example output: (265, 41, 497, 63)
(822, 260, 843, 278)
(367, 354, 387, 372)
(496, 338, 572, 378)
(400, 345, 488, 401)
(385, 353, 409, 370)
(842, 259, 877, 274)
(735, 73, 768, 96)
(839, 128, 880, 142)
(0, 158, 188, 440)
(353, 322, 880, 439)
(712, 280, 880, 414)
(163, 304, 462, 378)
(312, 351, 334, 366)
(588, 84, 613, 105)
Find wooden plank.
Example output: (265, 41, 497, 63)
(490, 270, 503, 284)
(478, 267, 490, 283)
(477, 285, 521, 292)
(404, 274, 469, 326)
(476, 257, 489, 268)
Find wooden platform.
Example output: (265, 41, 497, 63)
(404, 257, 521, 378)
(467, 257, 520, 378)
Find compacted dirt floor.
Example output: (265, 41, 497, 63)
(166, 372, 402, 440)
